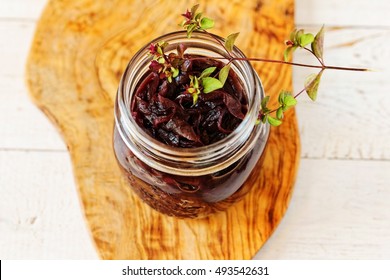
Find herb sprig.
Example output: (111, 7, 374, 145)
(147, 5, 368, 127)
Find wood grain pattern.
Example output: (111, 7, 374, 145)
(26, 0, 299, 259)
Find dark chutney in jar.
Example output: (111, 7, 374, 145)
(114, 125, 266, 218)
(113, 31, 269, 218)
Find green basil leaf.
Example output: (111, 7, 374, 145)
(283, 94, 297, 108)
(195, 12, 202, 21)
(276, 107, 284, 119)
(200, 17, 214, 30)
(284, 45, 297, 61)
(295, 29, 304, 43)
(186, 23, 197, 38)
(225, 32, 240, 52)
(261, 96, 270, 111)
(202, 77, 223, 93)
(299, 33, 315, 47)
(200, 66, 216, 79)
(268, 116, 282, 126)
(192, 92, 199, 105)
(290, 29, 297, 42)
(218, 64, 230, 85)
(304, 71, 324, 101)
(171, 67, 179, 78)
(311, 25, 325, 61)
(191, 4, 199, 16)
(278, 91, 286, 105)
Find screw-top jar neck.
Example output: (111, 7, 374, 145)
(115, 31, 268, 176)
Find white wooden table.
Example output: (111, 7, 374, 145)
(0, 0, 389, 259)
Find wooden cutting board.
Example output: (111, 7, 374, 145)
(26, 0, 299, 259)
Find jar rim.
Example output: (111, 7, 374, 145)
(115, 31, 269, 175)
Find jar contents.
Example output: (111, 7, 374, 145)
(131, 55, 247, 147)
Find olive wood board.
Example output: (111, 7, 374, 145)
(26, 0, 299, 259)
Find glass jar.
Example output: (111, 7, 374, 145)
(113, 31, 269, 218)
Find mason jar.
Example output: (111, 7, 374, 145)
(113, 31, 269, 218)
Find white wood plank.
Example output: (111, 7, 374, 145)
(255, 159, 390, 259)
(0, 21, 66, 150)
(0, 75, 67, 151)
(0, 150, 98, 259)
(0, 0, 47, 20)
(0, 21, 36, 77)
(292, 27, 390, 160)
(296, 0, 390, 27)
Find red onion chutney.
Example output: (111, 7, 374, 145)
(131, 56, 246, 147)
